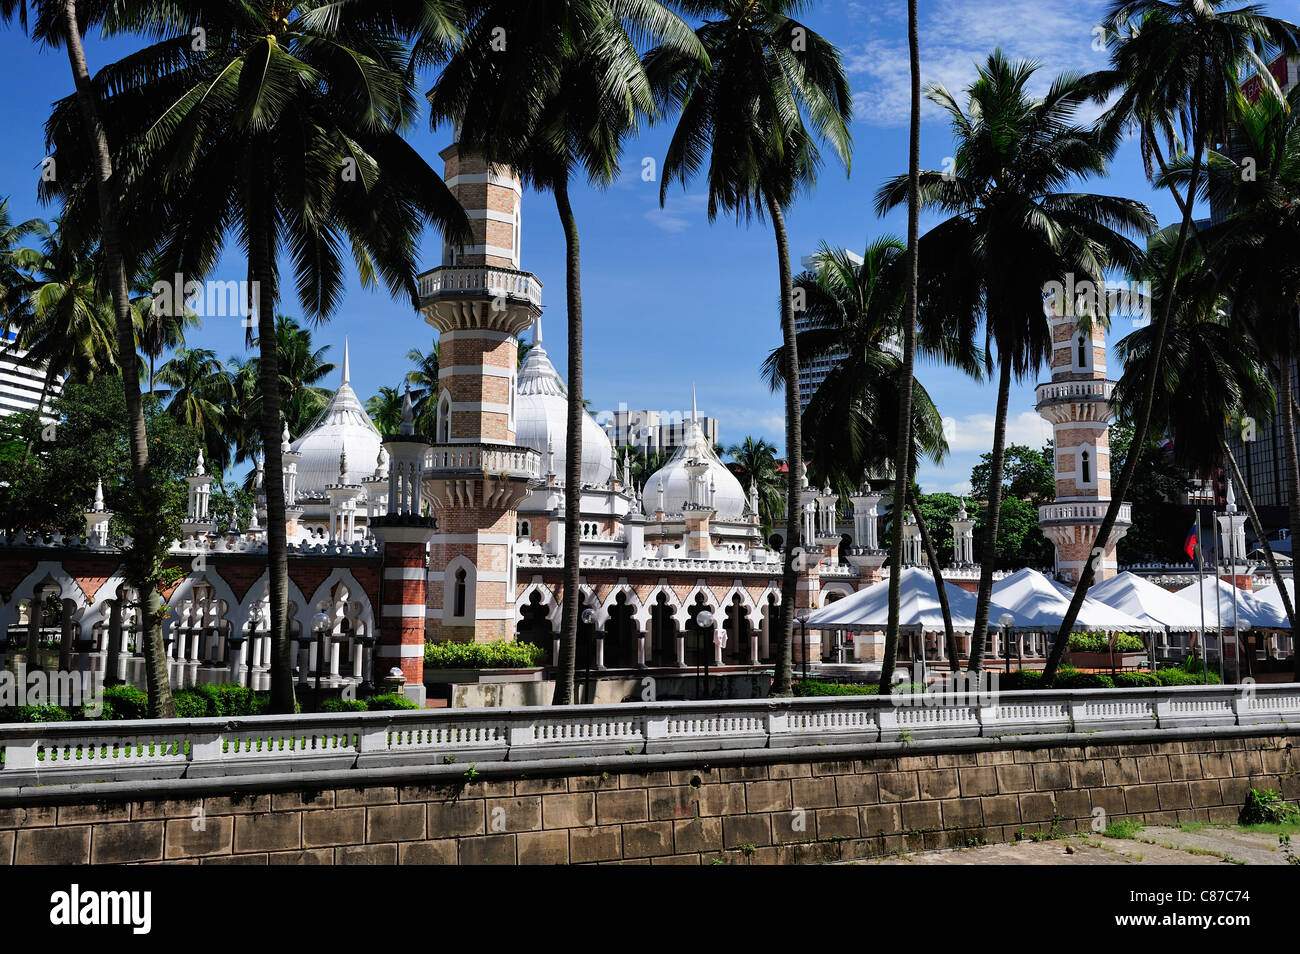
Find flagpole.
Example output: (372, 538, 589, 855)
(1196, 508, 1207, 685)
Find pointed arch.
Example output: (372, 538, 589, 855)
(515, 576, 560, 627)
(675, 580, 719, 629)
(718, 580, 761, 628)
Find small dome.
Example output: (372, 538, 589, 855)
(645, 408, 746, 520)
(515, 324, 613, 486)
(289, 341, 383, 494)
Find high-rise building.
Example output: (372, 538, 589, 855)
(0, 331, 61, 420)
(603, 407, 719, 455)
(796, 249, 863, 416)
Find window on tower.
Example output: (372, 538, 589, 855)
(454, 568, 467, 618)
(1077, 334, 1087, 369)
(1081, 449, 1091, 484)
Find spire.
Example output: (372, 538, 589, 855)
(341, 337, 351, 386)
(93, 478, 104, 512)
(957, 497, 968, 520)
(1226, 478, 1238, 514)
(691, 383, 697, 424)
(281, 420, 291, 453)
(339, 448, 348, 483)
(195, 448, 206, 476)
(534, 315, 542, 347)
(255, 451, 265, 489)
(399, 385, 415, 436)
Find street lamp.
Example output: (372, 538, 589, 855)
(581, 608, 597, 703)
(696, 609, 715, 698)
(999, 613, 1016, 675)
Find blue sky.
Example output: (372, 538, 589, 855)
(1, 0, 1297, 492)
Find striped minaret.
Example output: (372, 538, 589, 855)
(1036, 298, 1132, 582)
(418, 143, 542, 643)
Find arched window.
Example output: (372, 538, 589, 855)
(436, 391, 452, 443)
(518, 519, 530, 538)
(1081, 449, 1091, 484)
(454, 568, 467, 618)
(1077, 334, 1087, 368)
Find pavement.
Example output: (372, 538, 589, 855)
(848, 826, 1299, 865)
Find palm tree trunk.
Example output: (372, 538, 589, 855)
(881, 0, 922, 692)
(908, 489, 959, 673)
(59, 0, 173, 717)
(21, 364, 57, 462)
(1219, 431, 1296, 632)
(1044, 135, 1206, 683)
(552, 179, 582, 706)
(969, 351, 1013, 672)
(766, 194, 799, 697)
(251, 169, 296, 715)
(1278, 321, 1300, 680)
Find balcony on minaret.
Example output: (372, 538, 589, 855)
(417, 263, 542, 320)
(1034, 378, 1117, 424)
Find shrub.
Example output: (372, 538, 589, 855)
(1067, 632, 1145, 653)
(322, 698, 368, 713)
(1155, 667, 1221, 686)
(793, 680, 879, 696)
(424, 639, 546, 669)
(998, 670, 1043, 690)
(193, 684, 259, 716)
(1112, 671, 1160, 689)
(171, 691, 210, 719)
(99, 685, 149, 720)
(1052, 666, 1114, 689)
(0, 704, 72, 723)
(1240, 788, 1299, 825)
(366, 693, 420, 711)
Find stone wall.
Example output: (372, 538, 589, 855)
(0, 730, 1294, 865)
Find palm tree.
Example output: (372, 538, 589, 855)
(877, 53, 1155, 673)
(652, 0, 851, 696)
(0, 197, 43, 321)
(1047, 0, 1300, 679)
(132, 261, 201, 394)
(154, 348, 234, 473)
(405, 344, 438, 436)
(366, 386, 405, 437)
(430, 0, 705, 706)
(95, 5, 471, 713)
(1111, 234, 1296, 646)
(726, 436, 784, 532)
(1, 0, 176, 717)
(6, 223, 118, 425)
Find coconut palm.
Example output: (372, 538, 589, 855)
(0, 197, 43, 322)
(154, 348, 235, 473)
(366, 386, 405, 437)
(1047, 0, 1300, 680)
(78, 5, 471, 712)
(726, 436, 784, 532)
(1, 0, 178, 716)
(429, 0, 705, 706)
(405, 344, 439, 436)
(132, 261, 201, 394)
(651, 0, 851, 696)
(877, 52, 1155, 673)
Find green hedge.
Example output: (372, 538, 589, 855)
(365, 693, 420, 710)
(792, 680, 927, 697)
(0, 704, 71, 723)
(1067, 632, 1145, 653)
(424, 639, 546, 669)
(321, 698, 369, 713)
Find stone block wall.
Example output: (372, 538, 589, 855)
(0, 731, 1294, 864)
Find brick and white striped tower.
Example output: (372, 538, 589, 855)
(1036, 301, 1131, 582)
(370, 391, 436, 703)
(418, 144, 542, 643)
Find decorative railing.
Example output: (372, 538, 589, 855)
(516, 553, 784, 574)
(1038, 501, 1133, 525)
(426, 443, 542, 479)
(2, 684, 1297, 786)
(1034, 379, 1117, 405)
(417, 265, 543, 310)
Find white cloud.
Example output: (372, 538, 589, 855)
(643, 192, 709, 233)
(846, 0, 1110, 127)
(941, 410, 1053, 453)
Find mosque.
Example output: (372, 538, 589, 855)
(0, 143, 1133, 702)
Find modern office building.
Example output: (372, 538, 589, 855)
(796, 249, 863, 416)
(0, 331, 60, 420)
(603, 406, 719, 455)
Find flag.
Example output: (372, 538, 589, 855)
(1184, 525, 1198, 562)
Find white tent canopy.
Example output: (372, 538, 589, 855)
(1241, 580, 1294, 630)
(803, 567, 1012, 633)
(991, 567, 1156, 632)
(1174, 577, 1285, 630)
(1086, 571, 1206, 631)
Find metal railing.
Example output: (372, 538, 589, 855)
(2, 684, 1297, 787)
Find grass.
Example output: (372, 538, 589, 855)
(1103, 818, 1145, 840)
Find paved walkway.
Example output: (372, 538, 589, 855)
(850, 827, 1296, 865)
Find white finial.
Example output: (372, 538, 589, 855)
(691, 383, 697, 424)
(93, 478, 104, 512)
(255, 451, 265, 489)
(399, 385, 415, 436)
(534, 315, 543, 347)
(339, 448, 348, 482)
(281, 420, 291, 453)
(195, 448, 206, 476)
(341, 337, 351, 386)
(1226, 478, 1237, 514)
(622, 449, 631, 489)
(546, 435, 555, 474)
(657, 477, 665, 512)
(375, 447, 387, 478)
(957, 497, 968, 520)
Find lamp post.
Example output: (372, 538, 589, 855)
(695, 609, 715, 699)
(581, 608, 597, 704)
(999, 613, 1016, 676)
(312, 610, 330, 710)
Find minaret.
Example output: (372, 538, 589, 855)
(1035, 298, 1131, 582)
(950, 498, 974, 565)
(416, 143, 541, 644)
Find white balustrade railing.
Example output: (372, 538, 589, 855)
(2, 684, 1297, 786)
(1038, 501, 1133, 524)
(418, 265, 543, 309)
(1035, 379, 1116, 404)
(427, 443, 542, 478)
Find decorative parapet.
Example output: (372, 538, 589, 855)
(417, 264, 543, 311)
(426, 443, 542, 480)
(1038, 501, 1132, 526)
(517, 552, 788, 575)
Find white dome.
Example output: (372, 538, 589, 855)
(515, 337, 613, 487)
(289, 342, 383, 495)
(645, 415, 747, 520)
